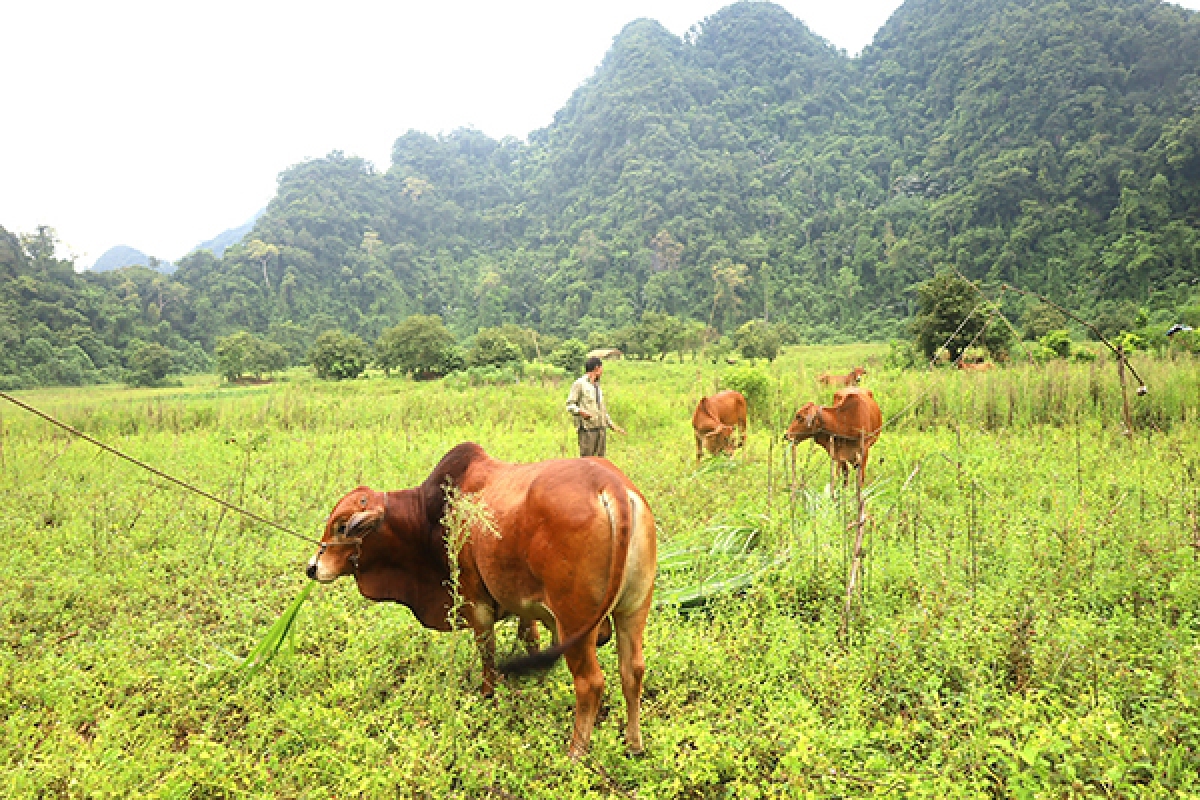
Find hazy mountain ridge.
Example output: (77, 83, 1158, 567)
(189, 209, 266, 259)
(91, 245, 171, 273)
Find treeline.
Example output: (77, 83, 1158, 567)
(0, 227, 208, 389)
(211, 312, 796, 387)
(7, 0, 1200, 387)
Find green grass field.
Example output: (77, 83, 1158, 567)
(3, 345, 1200, 798)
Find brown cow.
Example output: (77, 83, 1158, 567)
(692, 390, 748, 462)
(305, 443, 656, 759)
(817, 366, 867, 388)
(784, 387, 883, 487)
(957, 361, 994, 372)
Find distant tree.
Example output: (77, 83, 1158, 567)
(468, 328, 524, 368)
(267, 321, 308, 365)
(214, 331, 256, 382)
(250, 340, 289, 375)
(1091, 301, 1140, 341)
(912, 272, 1011, 362)
(639, 312, 685, 360)
(245, 239, 280, 291)
(735, 320, 781, 361)
(309, 330, 369, 380)
(127, 342, 172, 386)
(492, 323, 543, 360)
(549, 338, 588, 374)
(375, 315, 458, 377)
(1022, 303, 1068, 340)
(678, 321, 707, 362)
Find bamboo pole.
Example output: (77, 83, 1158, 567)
(841, 432, 869, 641)
(1117, 344, 1134, 437)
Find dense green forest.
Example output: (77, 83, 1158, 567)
(5, 0, 1200, 386)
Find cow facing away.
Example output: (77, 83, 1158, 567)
(784, 387, 883, 487)
(817, 366, 867, 388)
(305, 443, 657, 759)
(692, 390, 748, 462)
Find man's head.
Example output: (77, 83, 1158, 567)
(584, 356, 603, 380)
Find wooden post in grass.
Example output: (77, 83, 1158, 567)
(1192, 486, 1199, 564)
(767, 424, 774, 517)
(841, 431, 869, 641)
(964, 482, 974, 599)
(1117, 344, 1133, 437)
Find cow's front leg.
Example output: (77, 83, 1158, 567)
(468, 604, 498, 697)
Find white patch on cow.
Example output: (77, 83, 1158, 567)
(616, 490, 655, 613)
(472, 603, 495, 629)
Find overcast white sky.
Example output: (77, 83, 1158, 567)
(2, 1, 1197, 268)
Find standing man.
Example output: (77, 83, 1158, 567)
(566, 356, 626, 457)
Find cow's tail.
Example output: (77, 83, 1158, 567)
(497, 484, 635, 676)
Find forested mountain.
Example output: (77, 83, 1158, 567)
(6, 0, 1200, 386)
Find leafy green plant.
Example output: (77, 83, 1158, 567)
(721, 365, 770, 421)
(1038, 329, 1072, 359)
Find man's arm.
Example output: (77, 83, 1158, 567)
(566, 379, 588, 418)
(604, 400, 625, 434)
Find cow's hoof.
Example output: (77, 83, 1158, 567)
(626, 746, 646, 758)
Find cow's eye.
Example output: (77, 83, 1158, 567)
(336, 522, 346, 536)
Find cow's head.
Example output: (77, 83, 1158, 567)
(306, 486, 388, 582)
(704, 423, 736, 453)
(784, 402, 822, 443)
(851, 367, 867, 383)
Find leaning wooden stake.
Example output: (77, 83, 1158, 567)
(841, 433, 869, 641)
(1117, 344, 1134, 437)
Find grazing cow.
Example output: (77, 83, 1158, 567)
(957, 361, 994, 372)
(692, 390, 748, 462)
(784, 387, 883, 487)
(817, 366, 867, 388)
(305, 443, 656, 759)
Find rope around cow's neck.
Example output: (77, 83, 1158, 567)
(0, 390, 322, 546)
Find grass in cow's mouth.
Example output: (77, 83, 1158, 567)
(2, 342, 1199, 797)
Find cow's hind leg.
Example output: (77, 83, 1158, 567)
(613, 599, 651, 756)
(563, 632, 605, 760)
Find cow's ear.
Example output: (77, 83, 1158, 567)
(804, 406, 819, 428)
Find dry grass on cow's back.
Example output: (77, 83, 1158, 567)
(2, 346, 1200, 797)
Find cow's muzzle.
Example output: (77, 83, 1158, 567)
(305, 561, 318, 580)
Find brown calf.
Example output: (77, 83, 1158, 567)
(692, 390, 748, 462)
(817, 366, 867, 388)
(784, 387, 883, 486)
